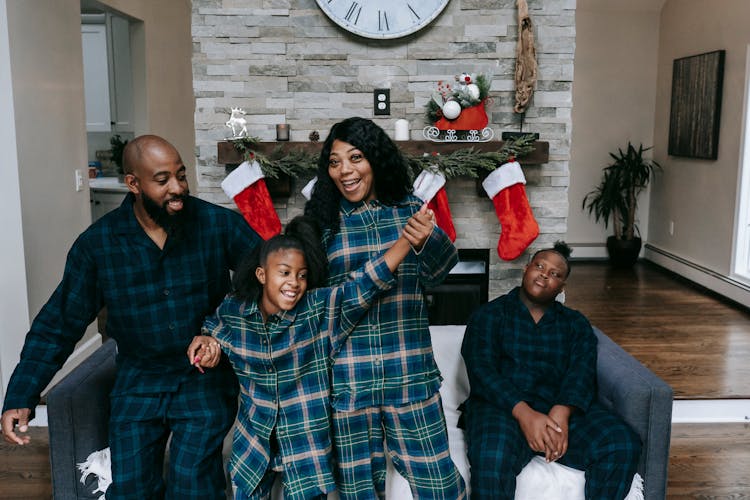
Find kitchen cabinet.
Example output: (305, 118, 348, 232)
(81, 14, 133, 133)
(81, 23, 111, 132)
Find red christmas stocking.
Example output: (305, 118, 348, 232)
(221, 160, 281, 240)
(413, 169, 456, 242)
(482, 161, 539, 260)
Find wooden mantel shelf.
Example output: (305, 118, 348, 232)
(217, 140, 549, 166)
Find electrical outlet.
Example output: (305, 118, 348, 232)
(373, 89, 390, 116)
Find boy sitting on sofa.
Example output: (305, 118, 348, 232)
(459, 241, 642, 499)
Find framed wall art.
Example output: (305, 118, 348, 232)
(668, 50, 725, 160)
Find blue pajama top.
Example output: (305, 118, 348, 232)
(461, 287, 597, 414)
(2, 194, 260, 413)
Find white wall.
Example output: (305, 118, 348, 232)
(568, 1, 661, 258)
(647, 0, 750, 305)
(0, 0, 31, 400)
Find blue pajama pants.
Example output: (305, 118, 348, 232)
(465, 400, 641, 500)
(332, 393, 466, 500)
(105, 374, 238, 500)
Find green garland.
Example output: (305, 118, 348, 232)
(405, 134, 537, 180)
(230, 133, 537, 183)
(231, 137, 318, 179)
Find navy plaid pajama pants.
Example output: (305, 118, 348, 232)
(465, 400, 642, 500)
(332, 393, 466, 499)
(105, 375, 238, 500)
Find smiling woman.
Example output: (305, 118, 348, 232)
(304, 117, 466, 498)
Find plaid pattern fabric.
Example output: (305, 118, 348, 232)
(3, 193, 260, 412)
(107, 373, 239, 499)
(204, 256, 396, 500)
(461, 287, 597, 415)
(465, 400, 641, 499)
(324, 195, 459, 411)
(461, 287, 641, 499)
(332, 394, 466, 499)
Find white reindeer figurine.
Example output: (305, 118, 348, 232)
(225, 107, 248, 139)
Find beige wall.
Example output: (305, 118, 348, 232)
(98, 0, 196, 188)
(7, 0, 91, 319)
(1, 0, 195, 398)
(569, 1, 661, 257)
(649, 0, 750, 274)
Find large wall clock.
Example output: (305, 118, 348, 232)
(315, 0, 451, 40)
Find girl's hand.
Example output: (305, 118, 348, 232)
(186, 335, 221, 371)
(403, 203, 435, 250)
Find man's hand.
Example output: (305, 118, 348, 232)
(402, 203, 435, 251)
(512, 402, 561, 459)
(186, 335, 221, 371)
(1, 408, 32, 445)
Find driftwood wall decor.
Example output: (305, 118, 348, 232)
(668, 50, 725, 160)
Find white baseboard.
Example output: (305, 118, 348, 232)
(643, 244, 750, 307)
(568, 243, 608, 260)
(672, 399, 750, 423)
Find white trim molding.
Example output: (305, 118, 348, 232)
(644, 244, 750, 308)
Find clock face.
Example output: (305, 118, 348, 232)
(316, 0, 450, 40)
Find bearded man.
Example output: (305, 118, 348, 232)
(1, 135, 261, 499)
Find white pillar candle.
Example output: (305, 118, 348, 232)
(394, 119, 410, 141)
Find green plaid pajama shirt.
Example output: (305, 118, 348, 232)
(324, 195, 466, 499)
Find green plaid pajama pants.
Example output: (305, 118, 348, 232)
(332, 393, 466, 499)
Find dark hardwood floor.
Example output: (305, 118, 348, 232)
(565, 260, 750, 400)
(1, 260, 749, 498)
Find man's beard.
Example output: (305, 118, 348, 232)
(142, 190, 190, 241)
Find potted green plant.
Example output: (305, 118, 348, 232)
(110, 134, 129, 181)
(582, 142, 662, 267)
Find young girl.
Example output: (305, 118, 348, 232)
(187, 212, 434, 500)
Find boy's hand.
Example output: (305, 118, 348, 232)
(545, 405, 571, 461)
(513, 402, 562, 458)
(403, 203, 435, 250)
(187, 335, 221, 371)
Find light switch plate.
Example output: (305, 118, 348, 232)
(75, 169, 84, 192)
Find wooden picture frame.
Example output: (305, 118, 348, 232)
(668, 50, 725, 160)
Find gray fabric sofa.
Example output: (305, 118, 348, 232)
(46, 327, 673, 499)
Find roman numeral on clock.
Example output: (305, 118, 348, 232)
(345, 2, 361, 24)
(378, 10, 389, 31)
(408, 4, 420, 21)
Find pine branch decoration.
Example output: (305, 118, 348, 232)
(230, 133, 536, 183)
(230, 138, 317, 178)
(405, 134, 537, 181)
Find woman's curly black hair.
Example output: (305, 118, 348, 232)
(304, 117, 413, 234)
(232, 216, 328, 303)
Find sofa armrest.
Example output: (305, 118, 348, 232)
(46, 339, 117, 500)
(594, 327, 673, 500)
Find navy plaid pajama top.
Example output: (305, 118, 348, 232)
(461, 287, 597, 415)
(2, 194, 260, 413)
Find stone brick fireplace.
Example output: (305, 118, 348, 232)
(191, 0, 575, 299)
